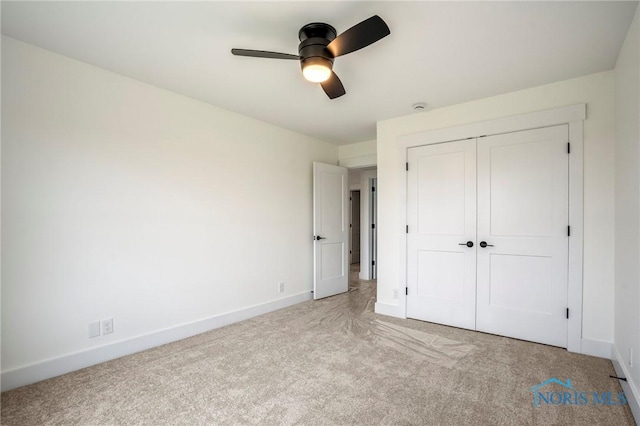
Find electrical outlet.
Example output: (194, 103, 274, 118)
(393, 288, 399, 299)
(101, 318, 114, 335)
(278, 282, 285, 293)
(88, 321, 101, 338)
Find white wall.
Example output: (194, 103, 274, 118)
(1, 37, 337, 377)
(348, 168, 362, 191)
(614, 4, 640, 419)
(377, 71, 616, 346)
(338, 139, 376, 168)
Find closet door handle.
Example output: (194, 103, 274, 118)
(479, 241, 493, 248)
(314, 236, 326, 241)
(458, 241, 474, 248)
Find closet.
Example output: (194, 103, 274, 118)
(406, 124, 570, 348)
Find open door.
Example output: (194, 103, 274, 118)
(313, 162, 349, 299)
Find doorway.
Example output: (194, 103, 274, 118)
(347, 167, 377, 280)
(350, 190, 361, 264)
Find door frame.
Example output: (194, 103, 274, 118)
(395, 104, 585, 353)
(370, 177, 378, 280)
(349, 190, 361, 264)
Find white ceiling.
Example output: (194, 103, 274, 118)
(2, 1, 638, 145)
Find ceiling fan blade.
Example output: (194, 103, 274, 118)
(327, 15, 390, 58)
(320, 72, 346, 99)
(231, 49, 300, 60)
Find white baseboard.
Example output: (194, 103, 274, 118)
(612, 345, 640, 424)
(374, 301, 405, 318)
(581, 338, 613, 359)
(1, 291, 312, 392)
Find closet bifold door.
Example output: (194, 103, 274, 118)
(475, 125, 569, 348)
(406, 139, 477, 330)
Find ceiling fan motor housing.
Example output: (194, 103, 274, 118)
(231, 15, 389, 99)
(298, 23, 336, 72)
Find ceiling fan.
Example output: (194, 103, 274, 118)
(231, 15, 390, 99)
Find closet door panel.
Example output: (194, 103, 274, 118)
(476, 125, 569, 348)
(406, 140, 477, 330)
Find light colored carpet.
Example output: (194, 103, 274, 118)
(1, 265, 635, 425)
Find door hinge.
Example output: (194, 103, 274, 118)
(568, 226, 571, 237)
(406, 287, 408, 296)
(372, 260, 375, 266)
(372, 223, 376, 229)
(566, 308, 570, 319)
(372, 186, 376, 192)
(350, 250, 352, 254)
(406, 162, 409, 171)
(350, 196, 352, 201)
(406, 225, 409, 233)
(350, 223, 352, 228)
(567, 142, 571, 154)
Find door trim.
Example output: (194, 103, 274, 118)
(394, 104, 585, 353)
(370, 177, 378, 280)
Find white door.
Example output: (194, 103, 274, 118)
(313, 162, 349, 299)
(476, 125, 569, 347)
(406, 140, 477, 330)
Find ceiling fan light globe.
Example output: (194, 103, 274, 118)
(303, 64, 332, 83)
